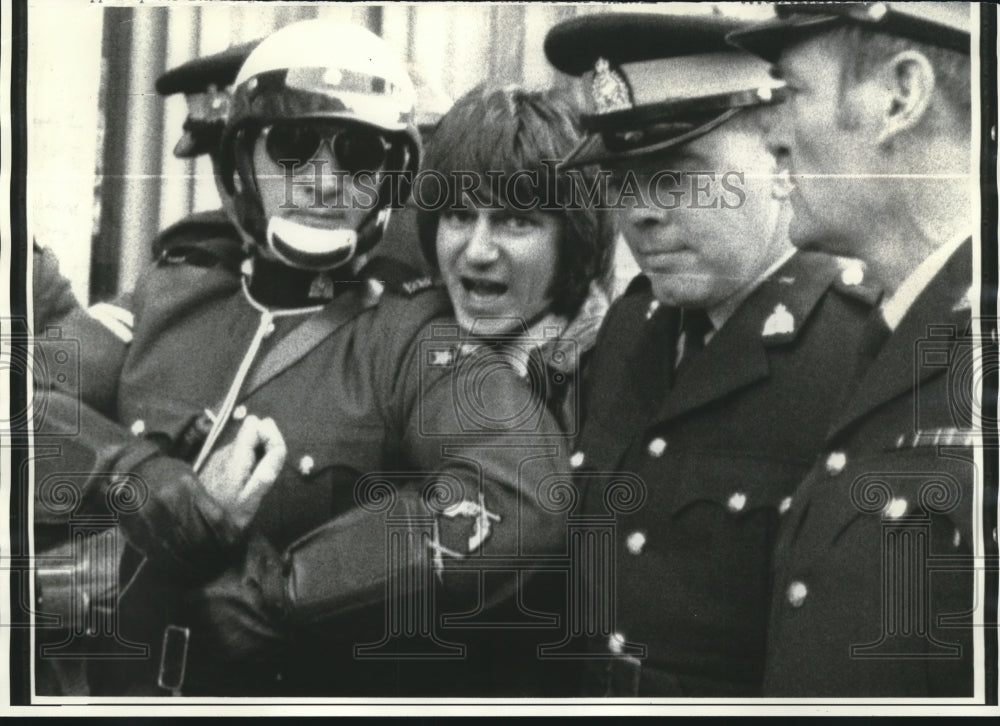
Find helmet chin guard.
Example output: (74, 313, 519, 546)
(265, 216, 358, 271)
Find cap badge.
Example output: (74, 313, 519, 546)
(762, 303, 795, 337)
(592, 57, 632, 115)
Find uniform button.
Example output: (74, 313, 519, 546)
(263, 321, 276, 338)
(865, 2, 889, 21)
(993, 526, 997, 545)
(825, 451, 847, 476)
(840, 262, 864, 286)
(130, 419, 146, 436)
(625, 531, 646, 555)
(647, 437, 667, 458)
(569, 451, 585, 469)
(232, 405, 248, 421)
(787, 580, 808, 608)
(608, 632, 626, 655)
(779, 496, 793, 515)
(953, 529, 962, 548)
(645, 299, 661, 320)
(883, 497, 907, 519)
(298, 455, 314, 476)
(727, 492, 747, 513)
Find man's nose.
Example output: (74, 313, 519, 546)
(764, 108, 791, 163)
(620, 186, 669, 230)
(463, 217, 500, 265)
(299, 142, 346, 205)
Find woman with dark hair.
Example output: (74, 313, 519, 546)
(416, 84, 614, 433)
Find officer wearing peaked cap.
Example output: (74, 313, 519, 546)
(731, 3, 986, 697)
(151, 40, 262, 267)
(546, 12, 880, 696)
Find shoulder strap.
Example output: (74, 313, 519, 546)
(240, 283, 378, 399)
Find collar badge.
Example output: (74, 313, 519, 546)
(763, 303, 795, 337)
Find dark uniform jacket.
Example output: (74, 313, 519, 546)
(572, 250, 879, 696)
(32, 244, 130, 419)
(78, 241, 570, 696)
(763, 239, 987, 696)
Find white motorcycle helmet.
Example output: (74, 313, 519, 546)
(219, 20, 420, 270)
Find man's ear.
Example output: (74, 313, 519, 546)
(878, 50, 936, 144)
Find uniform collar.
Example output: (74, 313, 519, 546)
(880, 231, 971, 331)
(707, 246, 796, 339)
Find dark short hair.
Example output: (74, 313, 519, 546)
(416, 84, 612, 319)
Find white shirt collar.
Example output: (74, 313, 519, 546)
(880, 232, 969, 331)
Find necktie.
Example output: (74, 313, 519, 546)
(676, 308, 713, 371)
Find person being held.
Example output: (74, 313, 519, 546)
(415, 83, 615, 433)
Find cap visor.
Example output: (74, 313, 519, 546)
(172, 133, 202, 159)
(560, 134, 613, 169)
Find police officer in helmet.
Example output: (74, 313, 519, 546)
(92, 19, 568, 697)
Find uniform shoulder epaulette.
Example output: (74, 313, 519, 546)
(360, 255, 441, 297)
(758, 251, 856, 346)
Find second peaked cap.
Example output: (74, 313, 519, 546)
(545, 12, 785, 166)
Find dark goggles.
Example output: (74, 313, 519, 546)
(263, 121, 392, 175)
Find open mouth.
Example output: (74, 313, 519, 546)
(461, 276, 509, 298)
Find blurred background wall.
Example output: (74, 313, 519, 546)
(26, 1, 773, 305)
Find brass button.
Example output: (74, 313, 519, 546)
(232, 405, 248, 421)
(727, 492, 747, 513)
(840, 263, 864, 286)
(779, 496, 793, 515)
(825, 451, 847, 476)
(625, 531, 646, 556)
(569, 451, 585, 469)
(298, 455, 315, 476)
(883, 497, 907, 519)
(787, 580, 808, 608)
(645, 299, 661, 320)
(647, 437, 667, 458)
(130, 419, 145, 436)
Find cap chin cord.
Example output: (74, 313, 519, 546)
(265, 215, 358, 271)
